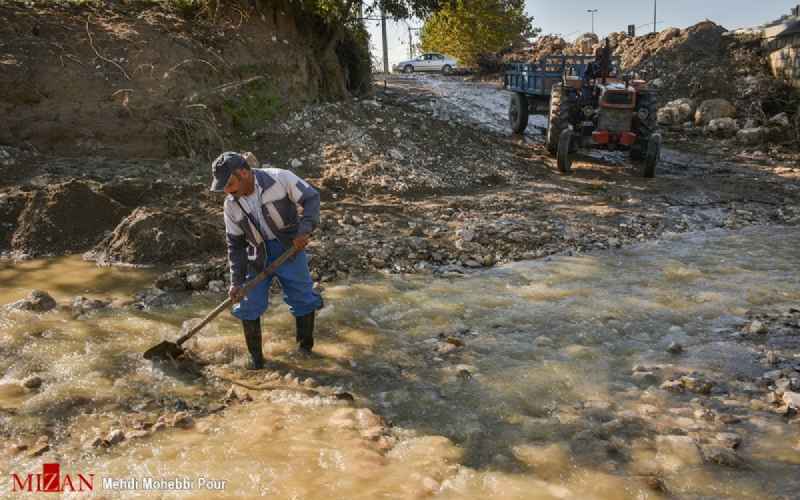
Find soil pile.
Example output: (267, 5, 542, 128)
(89, 207, 224, 265)
(9, 180, 128, 257)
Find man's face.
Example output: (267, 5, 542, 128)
(224, 168, 254, 198)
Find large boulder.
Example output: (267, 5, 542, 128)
(10, 180, 128, 256)
(657, 98, 696, 126)
(6, 290, 57, 312)
(736, 127, 766, 146)
(705, 117, 739, 138)
(89, 207, 224, 265)
(694, 99, 736, 126)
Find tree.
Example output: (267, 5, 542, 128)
(419, 0, 535, 66)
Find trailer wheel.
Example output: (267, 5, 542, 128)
(509, 92, 529, 134)
(546, 84, 574, 155)
(642, 133, 660, 178)
(442, 65, 452, 75)
(557, 128, 573, 174)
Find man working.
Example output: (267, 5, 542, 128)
(210, 151, 323, 369)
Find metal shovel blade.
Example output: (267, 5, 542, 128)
(143, 340, 184, 360)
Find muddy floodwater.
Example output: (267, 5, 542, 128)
(1, 227, 799, 499)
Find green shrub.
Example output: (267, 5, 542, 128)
(221, 78, 284, 132)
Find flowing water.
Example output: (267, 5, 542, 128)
(1, 227, 799, 499)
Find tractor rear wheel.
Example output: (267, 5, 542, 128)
(631, 90, 658, 161)
(509, 92, 529, 134)
(557, 128, 573, 174)
(546, 84, 575, 155)
(642, 133, 661, 178)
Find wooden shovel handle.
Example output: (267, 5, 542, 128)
(175, 245, 299, 346)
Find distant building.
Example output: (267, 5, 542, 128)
(763, 6, 800, 87)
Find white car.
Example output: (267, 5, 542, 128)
(393, 53, 458, 74)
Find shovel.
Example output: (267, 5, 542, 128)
(144, 245, 298, 361)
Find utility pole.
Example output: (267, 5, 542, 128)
(587, 9, 598, 35)
(653, 0, 657, 34)
(408, 26, 413, 60)
(381, 7, 389, 74)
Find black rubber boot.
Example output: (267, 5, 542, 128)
(295, 312, 315, 354)
(242, 318, 264, 369)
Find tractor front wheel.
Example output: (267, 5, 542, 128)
(509, 92, 529, 134)
(557, 128, 573, 174)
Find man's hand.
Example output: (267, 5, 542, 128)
(229, 285, 244, 302)
(292, 233, 311, 252)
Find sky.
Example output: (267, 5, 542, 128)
(367, 0, 795, 68)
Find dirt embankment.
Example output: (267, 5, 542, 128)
(0, 1, 363, 159)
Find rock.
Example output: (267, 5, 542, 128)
(29, 443, 50, 457)
(736, 127, 765, 146)
(71, 296, 110, 314)
(7, 290, 57, 312)
(705, 117, 739, 138)
(533, 336, 554, 348)
(660, 380, 684, 392)
(225, 387, 239, 402)
(22, 375, 43, 389)
(387, 149, 404, 161)
(127, 430, 149, 440)
(775, 378, 792, 394)
(783, 391, 800, 410)
(207, 280, 225, 293)
(768, 112, 790, 129)
(766, 351, 779, 365)
(667, 342, 684, 355)
(695, 99, 736, 126)
(656, 435, 703, 466)
(171, 411, 195, 429)
(631, 371, 659, 385)
(154, 270, 186, 291)
(106, 429, 125, 445)
(186, 273, 210, 291)
(657, 98, 696, 126)
(701, 445, 745, 468)
(714, 432, 741, 449)
(290, 159, 303, 168)
(681, 376, 713, 395)
(746, 320, 767, 335)
(86, 436, 107, 449)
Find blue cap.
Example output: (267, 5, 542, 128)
(210, 152, 247, 192)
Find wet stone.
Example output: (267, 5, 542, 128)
(8, 290, 57, 312)
(746, 320, 768, 335)
(22, 375, 43, 389)
(667, 341, 684, 355)
(172, 412, 195, 429)
(714, 432, 741, 449)
(783, 391, 800, 409)
(106, 429, 125, 445)
(701, 445, 745, 468)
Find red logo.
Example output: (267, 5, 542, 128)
(11, 463, 94, 493)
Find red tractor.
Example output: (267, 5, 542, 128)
(505, 50, 661, 177)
